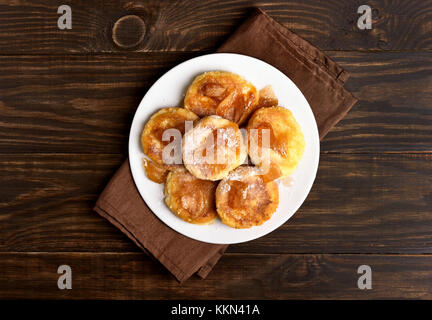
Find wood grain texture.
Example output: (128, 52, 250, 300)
(0, 0, 431, 53)
(1, 252, 431, 299)
(0, 51, 430, 154)
(0, 52, 195, 154)
(0, 0, 431, 300)
(321, 51, 432, 152)
(1, 153, 431, 254)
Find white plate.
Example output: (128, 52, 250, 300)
(129, 53, 319, 244)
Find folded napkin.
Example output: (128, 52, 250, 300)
(94, 8, 358, 282)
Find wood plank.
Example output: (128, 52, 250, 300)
(1, 153, 431, 254)
(322, 51, 432, 152)
(0, 52, 195, 154)
(0, 153, 136, 252)
(0, 52, 430, 154)
(0, 252, 431, 299)
(0, 0, 430, 53)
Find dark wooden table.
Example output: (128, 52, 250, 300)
(0, 0, 431, 299)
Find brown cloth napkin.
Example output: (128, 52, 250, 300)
(94, 8, 357, 283)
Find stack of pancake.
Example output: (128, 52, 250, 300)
(141, 71, 305, 229)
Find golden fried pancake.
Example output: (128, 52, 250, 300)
(184, 71, 259, 125)
(247, 106, 305, 179)
(165, 169, 218, 224)
(142, 158, 169, 184)
(216, 166, 279, 229)
(141, 107, 199, 170)
(183, 115, 247, 181)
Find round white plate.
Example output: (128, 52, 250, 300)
(129, 53, 319, 244)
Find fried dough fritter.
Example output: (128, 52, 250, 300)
(165, 169, 218, 224)
(216, 166, 279, 228)
(182, 115, 247, 181)
(141, 107, 199, 170)
(142, 158, 169, 184)
(247, 106, 305, 179)
(184, 71, 259, 125)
